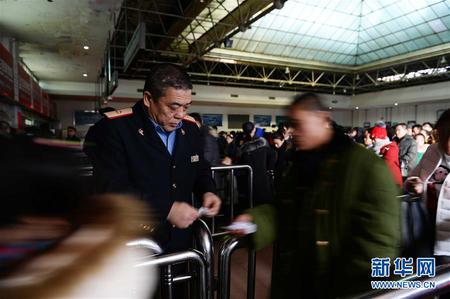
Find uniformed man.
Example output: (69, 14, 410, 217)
(84, 63, 221, 252)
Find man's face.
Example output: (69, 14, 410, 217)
(67, 129, 76, 137)
(144, 87, 192, 132)
(412, 127, 421, 136)
(273, 138, 284, 148)
(289, 106, 331, 150)
(415, 135, 425, 146)
(396, 126, 407, 139)
(423, 124, 432, 132)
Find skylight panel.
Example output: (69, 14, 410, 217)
(428, 19, 448, 33)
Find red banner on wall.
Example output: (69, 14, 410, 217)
(18, 64, 32, 108)
(0, 43, 14, 99)
(32, 80, 42, 112)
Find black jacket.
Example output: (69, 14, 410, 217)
(84, 100, 215, 251)
(199, 125, 221, 166)
(238, 137, 276, 205)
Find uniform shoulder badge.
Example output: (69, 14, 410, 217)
(104, 108, 133, 119)
(183, 115, 196, 124)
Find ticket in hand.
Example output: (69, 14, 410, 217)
(223, 221, 257, 234)
(198, 207, 210, 217)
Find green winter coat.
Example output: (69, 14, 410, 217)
(248, 137, 401, 298)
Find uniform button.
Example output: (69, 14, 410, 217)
(172, 183, 177, 189)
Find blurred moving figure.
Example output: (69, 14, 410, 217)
(0, 135, 156, 299)
(235, 93, 400, 298)
(406, 109, 450, 264)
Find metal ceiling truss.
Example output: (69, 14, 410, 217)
(104, 0, 450, 95)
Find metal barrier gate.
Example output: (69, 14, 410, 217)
(130, 220, 257, 299)
(210, 165, 253, 236)
(218, 235, 256, 299)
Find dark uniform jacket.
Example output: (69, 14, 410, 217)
(84, 100, 216, 252)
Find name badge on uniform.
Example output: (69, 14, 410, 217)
(191, 155, 199, 163)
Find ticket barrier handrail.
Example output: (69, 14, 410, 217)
(193, 220, 214, 299)
(210, 165, 254, 235)
(136, 250, 207, 299)
(353, 264, 450, 298)
(128, 219, 213, 299)
(218, 235, 256, 299)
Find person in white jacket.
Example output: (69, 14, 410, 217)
(406, 109, 450, 263)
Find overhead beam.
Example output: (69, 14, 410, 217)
(189, 0, 274, 56)
(156, 0, 213, 51)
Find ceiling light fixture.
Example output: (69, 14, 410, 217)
(356, 74, 360, 80)
(83, 73, 88, 77)
(285, 66, 290, 74)
(83, 45, 90, 50)
(355, 107, 359, 110)
(394, 102, 398, 106)
(329, 107, 333, 110)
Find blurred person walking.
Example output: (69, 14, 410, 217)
(233, 93, 400, 298)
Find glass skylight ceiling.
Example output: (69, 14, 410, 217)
(227, 0, 450, 65)
(171, 0, 241, 52)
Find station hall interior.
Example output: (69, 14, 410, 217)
(1, 0, 449, 135)
(1, 0, 450, 299)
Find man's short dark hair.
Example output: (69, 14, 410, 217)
(143, 63, 192, 100)
(189, 112, 202, 124)
(67, 126, 76, 131)
(412, 124, 422, 130)
(242, 121, 255, 135)
(396, 123, 407, 130)
(272, 132, 284, 141)
(290, 92, 327, 111)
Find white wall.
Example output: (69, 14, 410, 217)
(350, 100, 450, 127)
(51, 79, 450, 132)
(350, 81, 450, 108)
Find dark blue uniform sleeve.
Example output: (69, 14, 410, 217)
(84, 119, 172, 221)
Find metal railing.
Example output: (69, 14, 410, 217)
(354, 264, 450, 298)
(193, 220, 215, 299)
(210, 165, 253, 235)
(128, 220, 214, 299)
(218, 235, 256, 299)
(128, 219, 257, 299)
(136, 250, 207, 299)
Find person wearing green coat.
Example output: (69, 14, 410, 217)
(235, 93, 401, 298)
